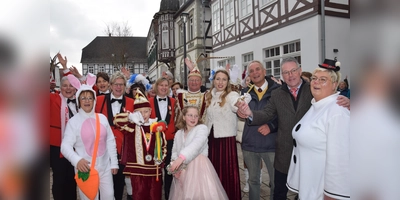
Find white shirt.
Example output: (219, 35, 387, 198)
(110, 94, 122, 116)
(156, 95, 168, 120)
(67, 98, 78, 116)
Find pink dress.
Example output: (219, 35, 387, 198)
(168, 125, 228, 200)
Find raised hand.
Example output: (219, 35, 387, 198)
(56, 52, 68, 70)
(69, 66, 82, 78)
(121, 66, 131, 79)
(184, 58, 194, 71)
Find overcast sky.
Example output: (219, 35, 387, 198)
(50, 0, 161, 72)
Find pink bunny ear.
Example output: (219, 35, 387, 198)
(67, 74, 81, 90)
(86, 73, 96, 87)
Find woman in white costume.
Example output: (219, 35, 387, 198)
(286, 59, 350, 200)
(61, 73, 118, 200)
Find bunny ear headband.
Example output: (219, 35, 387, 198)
(67, 73, 97, 107)
(208, 64, 242, 85)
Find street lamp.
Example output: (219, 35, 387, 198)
(180, 12, 189, 88)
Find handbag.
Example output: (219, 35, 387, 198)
(75, 114, 100, 200)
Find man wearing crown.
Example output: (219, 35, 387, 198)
(174, 58, 208, 123)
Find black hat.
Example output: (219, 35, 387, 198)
(318, 58, 341, 72)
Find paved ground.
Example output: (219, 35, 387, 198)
(50, 143, 297, 200)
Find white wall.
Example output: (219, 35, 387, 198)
(211, 15, 350, 82)
(324, 15, 351, 82)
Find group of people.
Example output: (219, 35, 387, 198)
(50, 52, 350, 200)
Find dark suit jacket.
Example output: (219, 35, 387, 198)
(250, 80, 313, 174)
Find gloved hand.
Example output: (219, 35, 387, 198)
(128, 111, 144, 126)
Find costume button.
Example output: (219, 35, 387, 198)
(293, 139, 297, 147)
(293, 155, 297, 164)
(295, 124, 301, 132)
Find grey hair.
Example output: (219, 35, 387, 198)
(280, 57, 300, 68)
(110, 71, 127, 85)
(246, 60, 266, 75)
(312, 68, 341, 83)
(60, 76, 69, 84)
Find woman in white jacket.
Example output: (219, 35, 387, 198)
(205, 68, 242, 200)
(61, 74, 118, 200)
(168, 106, 228, 200)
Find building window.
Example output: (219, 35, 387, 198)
(217, 57, 235, 67)
(240, 0, 252, 17)
(260, 0, 277, 7)
(179, 23, 184, 46)
(189, 17, 194, 40)
(88, 65, 94, 74)
(242, 52, 253, 75)
(99, 65, 104, 72)
(224, 0, 234, 26)
(263, 40, 301, 79)
(212, 2, 220, 33)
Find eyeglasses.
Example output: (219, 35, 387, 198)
(185, 114, 199, 118)
(310, 76, 330, 84)
(188, 79, 201, 83)
(112, 83, 125, 87)
(80, 97, 94, 101)
(282, 67, 300, 76)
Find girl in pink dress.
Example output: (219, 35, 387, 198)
(168, 106, 228, 200)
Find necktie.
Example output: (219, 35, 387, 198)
(111, 98, 122, 104)
(67, 99, 76, 104)
(159, 98, 167, 101)
(290, 88, 298, 100)
(257, 88, 263, 93)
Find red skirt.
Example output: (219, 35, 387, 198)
(208, 127, 242, 200)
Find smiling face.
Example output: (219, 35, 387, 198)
(171, 83, 181, 97)
(311, 71, 338, 102)
(155, 79, 169, 98)
(60, 78, 76, 99)
(188, 76, 202, 92)
(281, 61, 302, 88)
(183, 107, 200, 129)
(110, 77, 126, 98)
(96, 76, 109, 93)
(248, 61, 267, 87)
(78, 91, 95, 113)
(213, 71, 229, 92)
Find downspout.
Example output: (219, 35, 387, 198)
(321, 0, 326, 62)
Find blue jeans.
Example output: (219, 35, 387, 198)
(243, 150, 275, 200)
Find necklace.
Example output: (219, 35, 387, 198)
(140, 126, 153, 162)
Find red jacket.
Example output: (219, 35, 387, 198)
(149, 97, 176, 140)
(95, 94, 134, 155)
(49, 93, 62, 146)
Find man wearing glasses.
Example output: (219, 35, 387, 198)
(237, 57, 349, 200)
(95, 71, 135, 200)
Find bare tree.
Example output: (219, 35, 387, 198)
(103, 21, 133, 36)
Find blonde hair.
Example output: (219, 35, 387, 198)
(205, 70, 232, 108)
(175, 106, 203, 130)
(153, 77, 169, 95)
(110, 71, 127, 85)
(312, 68, 341, 83)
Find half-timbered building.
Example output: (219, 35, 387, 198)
(209, 0, 350, 79)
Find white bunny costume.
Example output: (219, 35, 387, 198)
(61, 73, 118, 200)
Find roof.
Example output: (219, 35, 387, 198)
(81, 36, 147, 63)
(159, 0, 179, 12)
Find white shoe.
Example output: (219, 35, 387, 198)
(244, 169, 249, 192)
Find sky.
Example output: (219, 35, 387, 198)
(50, 0, 162, 73)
